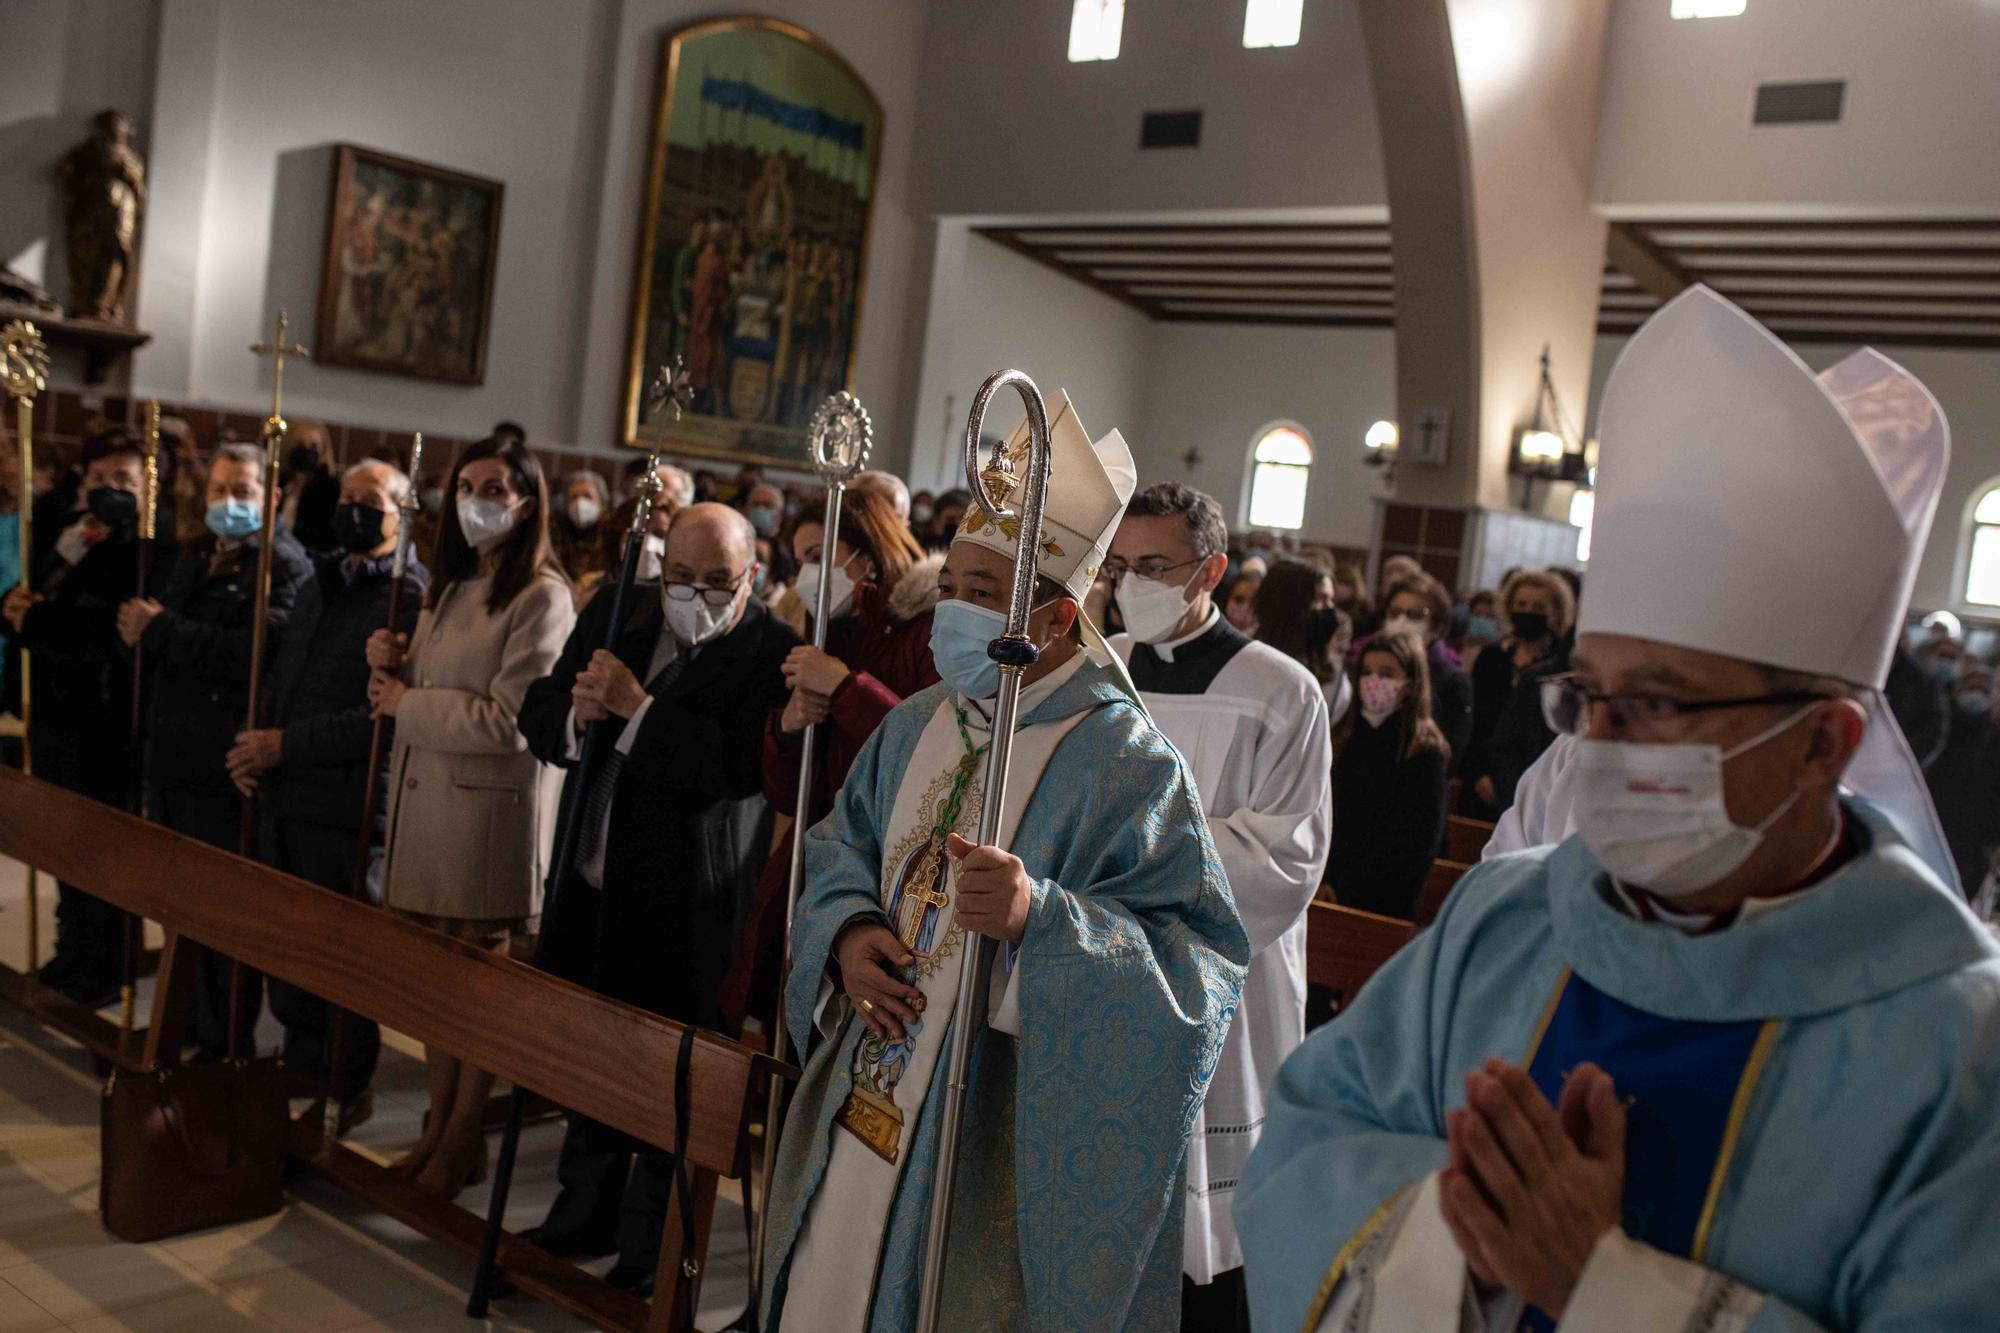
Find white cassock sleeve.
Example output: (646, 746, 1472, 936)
(1485, 733, 1579, 860)
(1210, 678, 1334, 952)
(1558, 1231, 1827, 1332)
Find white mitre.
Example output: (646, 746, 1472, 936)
(951, 388, 1137, 603)
(1583, 285, 1957, 884)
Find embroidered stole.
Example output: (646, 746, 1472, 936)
(784, 693, 1089, 1331)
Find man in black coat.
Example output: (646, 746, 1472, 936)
(117, 441, 313, 1060)
(518, 501, 795, 1295)
(224, 459, 427, 1123)
(3, 430, 168, 1004)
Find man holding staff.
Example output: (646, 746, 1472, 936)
(759, 391, 1248, 1331)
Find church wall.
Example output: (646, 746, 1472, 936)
(905, 226, 1153, 497)
(1593, 0, 2000, 210)
(911, 0, 1386, 217)
(1136, 321, 1394, 553)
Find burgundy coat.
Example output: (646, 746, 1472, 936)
(723, 558, 940, 1032)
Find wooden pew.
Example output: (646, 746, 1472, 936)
(1443, 815, 1496, 864)
(1304, 900, 1414, 1010)
(1411, 857, 1474, 929)
(0, 768, 783, 1333)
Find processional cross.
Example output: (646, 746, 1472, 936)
(249, 309, 310, 442)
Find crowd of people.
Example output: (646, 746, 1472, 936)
(5, 286, 2000, 1330)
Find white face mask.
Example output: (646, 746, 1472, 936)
(796, 558, 856, 621)
(635, 533, 666, 582)
(1115, 569, 1198, 645)
(1573, 705, 1815, 899)
(457, 496, 520, 549)
(662, 581, 741, 647)
(566, 496, 603, 529)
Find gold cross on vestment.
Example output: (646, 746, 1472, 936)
(897, 845, 953, 954)
(249, 309, 310, 442)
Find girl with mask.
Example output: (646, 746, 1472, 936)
(721, 487, 939, 1031)
(1462, 567, 1574, 820)
(1219, 568, 1262, 635)
(1325, 631, 1450, 920)
(1379, 571, 1474, 773)
(364, 435, 576, 1199)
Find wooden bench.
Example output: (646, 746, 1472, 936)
(0, 768, 784, 1332)
(1411, 857, 1475, 929)
(1305, 900, 1415, 1009)
(1444, 815, 1496, 864)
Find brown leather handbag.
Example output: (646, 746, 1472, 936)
(99, 1055, 288, 1242)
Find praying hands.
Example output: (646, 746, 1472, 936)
(1440, 1058, 1626, 1320)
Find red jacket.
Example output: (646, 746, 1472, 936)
(725, 557, 940, 1033)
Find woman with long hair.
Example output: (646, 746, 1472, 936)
(1325, 631, 1450, 920)
(722, 486, 939, 1030)
(1461, 567, 1575, 819)
(365, 435, 576, 1198)
(1255, 558, 1352, 723)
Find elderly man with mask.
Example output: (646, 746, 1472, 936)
(759, 393, 1246, 1332)
(1238, 288, 2000, 1332)
(1105, 480, 1331, 1332)
(517, 501, 796, 1295)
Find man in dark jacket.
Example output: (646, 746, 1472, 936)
(225, 458, 426, 1122)
(117, 441, 312, 1059)
(3, 429, 167, 1004)
(518, 502, 795, 1294)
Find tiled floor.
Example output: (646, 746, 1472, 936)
(0, 855, 753, 1332)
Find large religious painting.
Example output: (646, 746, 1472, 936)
(313, 145, 504, 385)
(622, 18, 884, 465)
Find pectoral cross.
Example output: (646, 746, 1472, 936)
(249, 309, 310, 443)
(897, 839, 954, 953)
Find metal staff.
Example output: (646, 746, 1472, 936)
(914, 370, 1053, 1333)
(317, 431, 425, 1149)
(1, 321, 48, 985)
(467, 358, 694, 1319)
(748, 391, 872, 1292)
(121, 401, 161, 1032)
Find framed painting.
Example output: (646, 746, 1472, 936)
(621, 17, 884, 465)
(314, 144, 504, 385)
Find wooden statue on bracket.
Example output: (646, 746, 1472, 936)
(58, 109, 147, 325)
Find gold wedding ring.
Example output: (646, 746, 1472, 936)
(858, 997, 875, 1014)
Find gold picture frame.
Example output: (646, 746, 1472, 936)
(620, 17, 885, 466)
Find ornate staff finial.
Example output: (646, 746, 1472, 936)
(807, 390, 873, 481)
(249, 309, 310, 442)
(0, 321, 50, 402)
(646, 356, 695, 435)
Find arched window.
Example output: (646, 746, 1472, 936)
(1964, 482, 2000, 607)
(1245, 423, 1313, 531)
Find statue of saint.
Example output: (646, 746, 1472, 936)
(58, 110, 147, 324)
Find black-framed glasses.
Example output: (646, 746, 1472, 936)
(1540, 672, 1830, 737)
(1102, 555, 1205, 582)
(663, 571, 748, 608)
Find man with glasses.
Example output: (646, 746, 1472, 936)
(1240, 288, 2000, 1331)
(1104, 481, 1331, 1332)
(519, 500, 797, 1294)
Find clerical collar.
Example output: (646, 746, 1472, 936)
(960, 651, 1086, 733)
(1610, 806, 1857, 935)
(1149, 606, 1221, 663)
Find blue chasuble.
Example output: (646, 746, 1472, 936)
(1238, 802, 2000, 1333)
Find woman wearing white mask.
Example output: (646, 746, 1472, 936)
(1379, 571, 1474, 774)
(552, 468, 610, 587)
(363, 435, 577, 1198)
(720, 486, 938, 1031)
(1325, 630, 1449, 920)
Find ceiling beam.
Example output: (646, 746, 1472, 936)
(1604, 221, 1692, 301)
(972, 227, 1164, 319)
(1675, 244, 2000, 261)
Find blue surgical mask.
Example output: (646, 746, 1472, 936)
(929, 598, 1006, 700)
(746, 504, 779, 538)
(1959, 692, 1993, 717)
(1467, 614, 1500, 641)
(1926, 656, 1959, 684)
(205, 497, 261, 542)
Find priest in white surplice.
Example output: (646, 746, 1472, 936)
(1104, 481, 1331, 1332)
(759, 393, 1249, 1332)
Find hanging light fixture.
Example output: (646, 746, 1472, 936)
(1510, 345, 1592, 501)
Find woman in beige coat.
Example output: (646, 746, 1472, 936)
(365, 434, 574, 1198)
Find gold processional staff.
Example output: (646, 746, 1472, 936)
(1, 320, 50, 985)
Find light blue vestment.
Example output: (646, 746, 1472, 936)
(762, 660, 1249, 1331)
(1239, 801, 2000, 1331)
